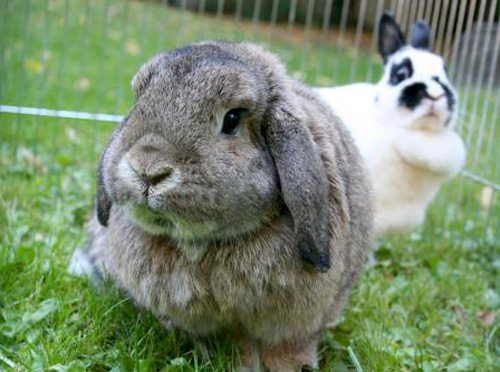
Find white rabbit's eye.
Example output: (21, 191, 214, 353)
(391, 66, 410, 84)
(221, 108, 247, 135)
(389, 57, 413, 85)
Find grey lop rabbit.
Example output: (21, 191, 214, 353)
(69, 41, 373, 371)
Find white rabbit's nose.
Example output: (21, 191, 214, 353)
(426, 92, 445, 101)
(426, 80, 445, 100)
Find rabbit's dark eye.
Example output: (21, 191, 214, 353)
(389, 57, 414, 85)
(391, 66, 411, 84)
(221, 108, 247, 135)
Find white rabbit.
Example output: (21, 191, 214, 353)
(316, 13, 466, 236)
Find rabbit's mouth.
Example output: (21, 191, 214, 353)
(122, 204, 174, 233)
(421, 106, 453, 128)
(123, 203, 221, 243)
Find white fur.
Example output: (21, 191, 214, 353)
(316, 47, 466, 235)
(68, 248, 94, 276)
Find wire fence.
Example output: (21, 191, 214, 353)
(1, 0, 498, 243)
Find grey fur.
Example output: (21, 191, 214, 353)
(411, 20, 431, 50)
(74, 41, 373, 371)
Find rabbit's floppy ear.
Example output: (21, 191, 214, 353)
(411, 20, 431, 50)
(96, 153, 112, 226)
(131, 55, 163, 99)
(265, 102, 331, 272)
(378, 12, 405, 64)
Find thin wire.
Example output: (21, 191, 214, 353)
(251, 0, 262, 38)
(424, 0, 433, 22)
(74, 0, 91, 111)
(459, 1, 499, 239)
(450, 0, 488, 240)
(198, 0, 206, 14)
(268, 0, 280, 39)
(481, 89, 500, 180)
(394, 0, 404, 26)
(299, 0, 315, 77)
(399, 0, 410, 35)
(441, 0, 480, 233)
(314, 0, 334, 83)
(286, 0, 298, 34)
(365, 0, 385, 83)
(10, 0, 32, 158)
(455, 0, 480, 90)
(0, 0, 8, 102)
(449, 0, 468, 80)
(349, 0, 367, 81)
(94, 0, 111, 114)
(407, 0, 419, 34)
(443, 0, 459, 59)
(116, 0, 130, 113)
(470, 0, 499, 171)
(216, 0, 225, 21)
(33, 0, 49, 161)
(455, 0, 481, 131)
(54, 0, 70, 108)
(176, 0, 188, 46)
(158, 0, 167, 48)
(461, 171, 500, 192)
(51, 0, 71, 158)
(332, 0, 350, 84)
(17, 0, 31, 108)
(0, 105, 123, 122)
(234, 0, 243, 23)
(429, 0, 443, 52)
(482, 187, 497, 241)
(416, 0, 426, 20)
(434, 0, 450, 54)
(434, 1, 464, 228)
(284, 0, 298, 68)
(462, 0, 489, 137)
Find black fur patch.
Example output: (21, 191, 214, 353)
(433, 76, 456, 111)
(399, 82, 427, 110)
(389, 58, 413, 85)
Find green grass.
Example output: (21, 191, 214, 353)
(1, 0, 498, 370)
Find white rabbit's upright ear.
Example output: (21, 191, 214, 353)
(378, 12, 405, 64)
(265, 102, 331, 273)
(411, 20, 431, 50)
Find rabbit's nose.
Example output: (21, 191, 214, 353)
(142, 164, 174, 186)
(426, 92, 445, 101)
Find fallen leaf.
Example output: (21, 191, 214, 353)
(25, 59, 44, 74)
(291, 71, 304, 81)
(22, 298, 58, 324)
(75, 77, 91, 92)
(170, 357, 187, 366)
(124, 39, 141, 56)
(17, 147, 44, 172)
(107, 29, 121, 41)
(49, 360, 86, 372)
(451, 305, 469, 323)
(316, 75, 334, 86)
(447, 357, 473, 371)
(480, 186, 494, 210)
(476, 310, 496, 327)
(65, 127, 79, 143)
(483, 288, 500, 308)
(43, 50, 52, 62)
